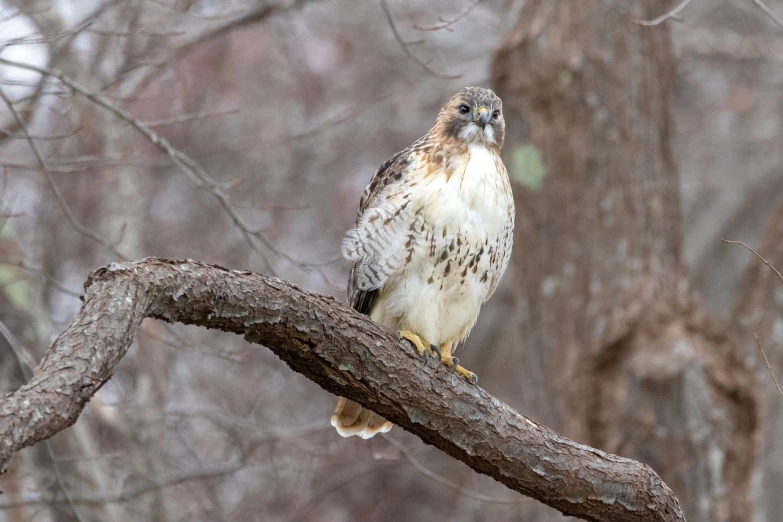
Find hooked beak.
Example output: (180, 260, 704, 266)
(475, 106, 490, 128)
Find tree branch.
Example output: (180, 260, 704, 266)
(0, 258, 686, 522)
(632, 0, 692, 26)
(0, 458, 244, 508)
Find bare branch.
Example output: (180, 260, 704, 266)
(727, 238, 783, 400)
(114, 0, 328, 100)
(0, 258, 686, 522)
(0, 459, 244, 508)
(0, 124, 83, 141)
(0, 86, 130, 260)
(632, 0, 692, 26)
(0, 259, 81, 297)
(679, 28, 783, 63)
(413, 0, 482, 32)
(382, 434, 526, 504)
(379, 0, 462, 80)
(752, 0, 783, 30)
(0, 6, 98, 148)
(0, 57, 335, 280)
(142, 108, 240, 128)
(0, 317, 34, 376)
(1, 155, 142, 173)
(754, 333, 783, 399)
(722, 239, 783, 286)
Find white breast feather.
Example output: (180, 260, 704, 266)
(372, 144, 513, 346)
(422, 144, 507, 232)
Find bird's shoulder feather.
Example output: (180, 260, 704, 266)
(345, 134, 433, 313)
(356, 135, 432, 216)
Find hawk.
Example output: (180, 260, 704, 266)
(331, 87, 515, 439)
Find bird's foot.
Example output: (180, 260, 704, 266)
(454, 364, 479, 385)
(439, 353, 479, 385)
(398, 330, 438, 361)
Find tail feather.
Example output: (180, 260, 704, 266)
(331, 397, 392, 439)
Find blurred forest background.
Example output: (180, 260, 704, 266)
(1, 0, 783, 521)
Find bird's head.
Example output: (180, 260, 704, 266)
(434, 87, 505, 149)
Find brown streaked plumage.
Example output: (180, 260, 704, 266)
(331, 87, 514, 439)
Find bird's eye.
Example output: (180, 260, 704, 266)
(458, 104, 470, 115)
(492, 109, 500, 119)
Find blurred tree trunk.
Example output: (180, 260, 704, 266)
(486, 1, 758, 520)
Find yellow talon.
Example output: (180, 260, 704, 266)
(398, 330, 436, 359)
(454, 365, 478, 385)
(438, 342, 479, 385)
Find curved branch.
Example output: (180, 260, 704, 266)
(0, 258, 686, 522)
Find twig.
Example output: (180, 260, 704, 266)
(1, 155, 143, 173)
(383, 435, 525, 504)
(163, 408, 327, 441)
(0, 318, 34, 380)
(114, 0, 327, 100)
(413, 0, 482, 32)
(142, 108, 240, 128)
(755, 333, 783, 399)
(83, 28, 186, 38)
(0, 7, 99, 149)
(724, 239, 783, 399)
(379, 0, 461, 79)
(0, 86, 129, 260)
(0, 259, 81, 297)
(0, 459, 244, 508)
(1, 161, 111, 173)
(0, 124, 83, 141)
(138, 324, 243, 363)
(632, 0, 692, 26)
(753, 0, 783, 30)
(722, 239, 783, 285)
(0, 57, 337, 279)
(679, 27, 783, 63)
(0, 23, 93, 52)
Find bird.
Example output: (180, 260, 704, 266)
(331, 86, 515, 439)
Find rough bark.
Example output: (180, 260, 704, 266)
(488, 1, 758, 521)
(0, 257, 685, 522)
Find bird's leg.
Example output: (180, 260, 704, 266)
(438, 342, 478, 385)
(398, 330, 437, 360)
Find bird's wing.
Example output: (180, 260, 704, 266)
(342, 138, 429, 314)
(485, 162, 515, 302)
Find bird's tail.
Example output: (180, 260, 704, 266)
(331, 397, 392, 439)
